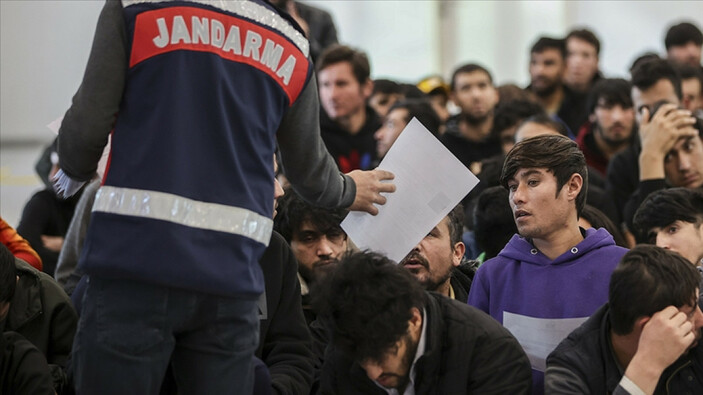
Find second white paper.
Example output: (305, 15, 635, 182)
(341, 117, 479, 263)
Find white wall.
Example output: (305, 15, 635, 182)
(567, 1, 703, 79)
(306, 0, 703, 85)
(1, 0, 702, 142)
(1, 0, 103, 143)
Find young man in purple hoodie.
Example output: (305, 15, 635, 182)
(468, 135, 628, 394)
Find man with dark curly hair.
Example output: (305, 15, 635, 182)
(274, 187, 349, 324)
(315, 251, 531, 394)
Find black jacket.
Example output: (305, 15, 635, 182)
(1, 331, 54, 395)
(440, 115, 502, 171)
(318, 292, 532, 394)
(2, 258, 77, 392)
(16, 188, 82, 276)
(320, 105, 379, 172)
(546, 303, 703, 394)
(606, 140, 641, 228)
(257, 231, 314, 395)
(450, 259, 477, 303)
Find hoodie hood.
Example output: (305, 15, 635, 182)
(497, 227, 617, 266)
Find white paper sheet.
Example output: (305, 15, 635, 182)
(47, 116, 63, 135)
(341, 117, 479, 263)
(503, 311, 588, 372)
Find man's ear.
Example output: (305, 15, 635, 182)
(409, 307, 422, 332)
(452, 242, 465, 267)
(362, 78, 374, 99)
(633, 316, 650, 335)
(565, 173, 583, 201)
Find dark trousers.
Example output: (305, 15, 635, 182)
(72, 276, 260, 394)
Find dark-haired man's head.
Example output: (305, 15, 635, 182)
(634, 188, 703, 265)
(473, 186, 517, 259)
(400, 205, 465, 295)
(609, 245, 702, 342)
(565, 28, 601, 92)
(578, 205, 629, 248)
(370, 79, 404, 118)
(675, 64, 703, 112)
(0, 244, 17, 322)
(492, 100, 546, 154)
(501, 135, 588, 240)
(630, 52, 661, 74)
(316, 251, 425, 391)
(450, 63, 499, 125)
(665, 21, 703, 67)
(529, 37, 566, 97)
(317, 44, 373, 126)
(587, 78, 636, 149)
(631, 59, 703, 189)
(630, 58, 683, 124)
(273, 188, 349, 284)
(514, 114, 569, 143)
(374, 99, 440, 158)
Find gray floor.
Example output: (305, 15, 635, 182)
(0, 141, 48, 228)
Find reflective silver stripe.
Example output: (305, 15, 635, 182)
(93, 186, 272, 245)
(122, 0, 309, 56)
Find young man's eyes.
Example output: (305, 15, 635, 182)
(666, 225, 679, 234)
(300, 234, 317, 243)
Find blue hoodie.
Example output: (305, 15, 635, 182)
(468, 227, 627, 394)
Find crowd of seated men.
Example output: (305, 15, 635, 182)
(2, 3, 703, 393)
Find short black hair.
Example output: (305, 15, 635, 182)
(491, 99, 546, 137)
(317, 44, 371, 85)
(314, 251, 425, 363)
(629, 52, 661, 74)
(372, 79, 403, 96)
(609, 245, 700, 335)
(633, 188, 703, 244)
(566, 28, 601, 55)
(676, 63, 703, 94)
(631, 58, 683, 101)
(517, 114, 570, 138)
(580, 205, 629, 248)
(473, 186, 517, 259)
(451, 63, 494, 91)
(587, 78, 633, 115)
(446, 204, 465, 246)
(665, 21, 703, 50)
(273, 187, 348, 243)
(387, 99, 441, 137)
(530, 36, 566, 59)
(0, 244, 17, 304)
(400, 83, 427, 99)
(501, 135, 589, 215)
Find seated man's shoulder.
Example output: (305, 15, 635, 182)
(432, 293, 511, 337)
(16, 258, 76, 314)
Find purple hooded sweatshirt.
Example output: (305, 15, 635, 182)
(467, 227, 627, 394)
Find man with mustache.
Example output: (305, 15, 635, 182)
(399, 205, 475, 302)
(273, 188, 349, 325)
(546, 245, 703, 394)
(575, 78, 637, 177)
